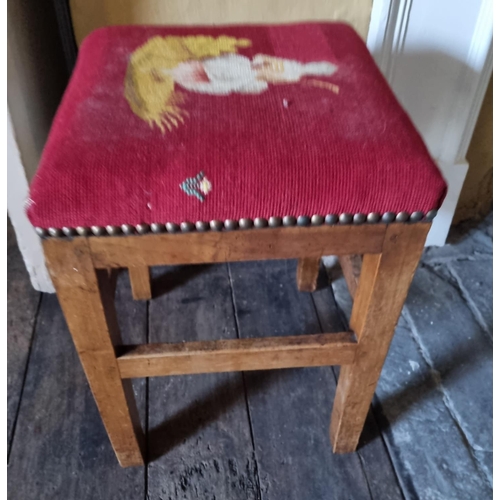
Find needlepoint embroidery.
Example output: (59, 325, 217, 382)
(180, 172, 212, 202)
(124, 35, 339, 132)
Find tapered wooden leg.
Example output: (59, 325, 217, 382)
(297, 257, 321, 292)
(330, 223, 430, 453)
(129, 266, 151, 300)
(43, 238, 145, 467)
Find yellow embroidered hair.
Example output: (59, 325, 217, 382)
(124, 35, 251, 132)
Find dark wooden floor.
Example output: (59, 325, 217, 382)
(8, 215, 492, 499)
(7, 225, 403, 500)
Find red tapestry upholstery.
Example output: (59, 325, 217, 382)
(27, 23, 446, 232)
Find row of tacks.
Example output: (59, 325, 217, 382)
(34, 209, 438, 238)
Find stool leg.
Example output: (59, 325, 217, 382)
(297, 257, 321, 292)
(330, 223, 429, 453)
(129, 266, 151, 300)
(43, 238, 145, 467)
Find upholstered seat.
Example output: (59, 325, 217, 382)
(27, 22, 446, 236)
(32, 22, 446, 468)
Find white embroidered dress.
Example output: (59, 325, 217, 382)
(168, 54, 337, 95)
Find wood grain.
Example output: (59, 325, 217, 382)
(117, 333, 357, 378)
(7, 286, 147, 497)
(43, 238, 145, 467)
(311, 277, 405, 500)
(88, 225, 386, 268)
(330, 223, 430, 453)
(338, 254, 362, 299)
(40, 219, 427, 473)
(7, 221, 41, 455)
(147, 264, 260, 499)
(228, 260, 375, 499)
(296, 257, 321, 292)
(128, 266, 151, 300)
(8, 254, 408, 496)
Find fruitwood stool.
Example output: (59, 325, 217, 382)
(27, 23, 446, 467)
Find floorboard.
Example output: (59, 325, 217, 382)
(7, 221, 40, 454)
(7, 215, 492, 498)
(7, 272, 147, 500)
(312, 270, 404, 500)
(147, 265, 260, 500)
(228, 260, 377, 500)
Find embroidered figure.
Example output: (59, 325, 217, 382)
(180, 171, 212, 202)
(125, 35, 338, 132)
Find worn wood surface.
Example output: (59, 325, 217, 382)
(7, 271, 147, 499)
(88, 225, 386, 268)
(117, 332, 356, 378)
(8, 218, 491, 498)
(296, 257, 321, 292)
(43, 238, 144, 466)
(128, 266, 151, 300)
(147, 264, 261, 499)
(228, 260, 377, 499)
(7, 221, 40, 456)
(8, 258, 407, 498)
(331, 223, 430, 453)
(338, 254, 362, 299)
(312, 272, 404, 500)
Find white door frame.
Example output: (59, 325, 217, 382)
(367, 0, 493, 246)
(8, 1, 493, 291)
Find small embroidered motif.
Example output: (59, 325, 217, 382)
(180, 171, 212, 202)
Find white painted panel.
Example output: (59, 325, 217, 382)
(389, 0, 489, 161)
(7, 111, 55, 293)
(369, 0, 492, 245)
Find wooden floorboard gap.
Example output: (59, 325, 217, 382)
(226, 263, 264, 500)
(7, 292, 42, 463)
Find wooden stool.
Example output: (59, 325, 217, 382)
(27, 23, 446, 468)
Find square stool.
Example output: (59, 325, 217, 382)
(27, 23, 447, 467)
